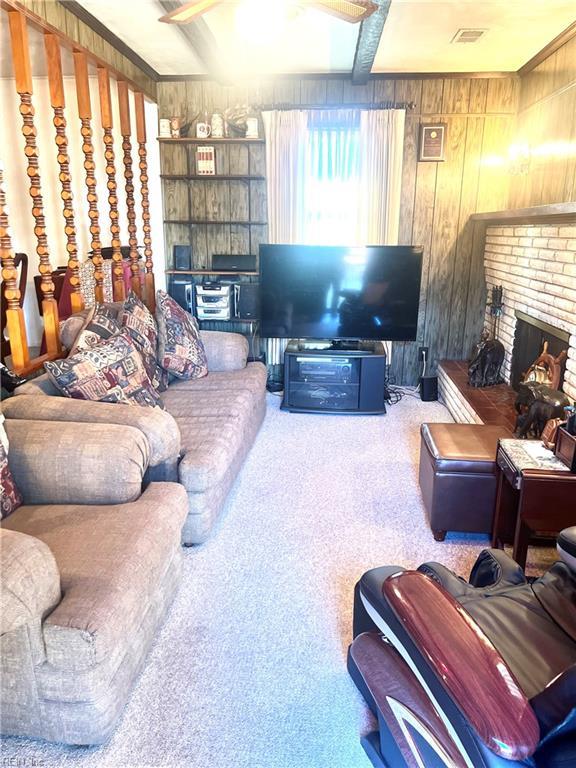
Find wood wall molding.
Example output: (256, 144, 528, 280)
(157, 71, 517, 83)
(471, 202, 576, 224)
(517, 20, 576, 76)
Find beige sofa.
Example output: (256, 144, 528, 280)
(0, 417, 188, 745)
(10, 323, 267, 544)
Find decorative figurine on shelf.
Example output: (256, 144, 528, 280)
(468, 328, 505, 388)
(224, 105, 252, 137)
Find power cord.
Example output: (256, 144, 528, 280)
(384, 349, 427, 406)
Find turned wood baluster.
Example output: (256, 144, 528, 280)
(97, 67, 124, 301)
(73, 51, 103, 303)
(44, 33, 83, 314)
(8, 11, 61, 355)
(134, 91, 155, 312)
(0, 169, 30, 371)
(118, 81, 141, 297)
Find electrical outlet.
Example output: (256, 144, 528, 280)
(419, 346, 429, 360)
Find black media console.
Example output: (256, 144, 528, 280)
(281, 339, 387, 415)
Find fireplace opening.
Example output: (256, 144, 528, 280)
(511, 311, 570, 392)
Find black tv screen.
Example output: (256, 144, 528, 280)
(259, 244, 423, 341)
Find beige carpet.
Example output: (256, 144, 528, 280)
(0, 394, 555, 767)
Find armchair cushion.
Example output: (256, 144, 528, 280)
(155, 290, 207, 380)
(2, 483, 188, 670)
(0, 529, 61, 635)
(45, 331, 162, 408)
(5, 419, 149, 505)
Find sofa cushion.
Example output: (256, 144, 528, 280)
(45, 331, 162, 409)
(2, 483, 188, 670)
(119, 292, 168, 392)
(155, 290, 208, 380)
(70, 305, 120, 354)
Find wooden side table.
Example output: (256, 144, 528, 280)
(492, 439, 576, 568)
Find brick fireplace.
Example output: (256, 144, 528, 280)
(484, 222, 576, 401)
(439, 206, 576, 425)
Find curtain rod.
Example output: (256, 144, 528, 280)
(255, 101, 416, 111)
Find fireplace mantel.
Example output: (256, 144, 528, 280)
(471, 202, 576, 225)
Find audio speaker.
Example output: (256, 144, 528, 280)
(212, 253, 257, 272)
(168, 275, 195, 314)
(420, 375, 438, 402)
(235, 283, 260, 319)
(173, 245, 192, 271)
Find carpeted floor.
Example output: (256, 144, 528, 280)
(1, 394, 555, 768)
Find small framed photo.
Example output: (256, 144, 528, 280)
(418, 123, 447, 162)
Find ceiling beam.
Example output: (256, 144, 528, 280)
(352, 0, 391, 85)
(157, 0, 229, 82)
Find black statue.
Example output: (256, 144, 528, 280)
(514, 381, 570, 439)
(468, 329, 505, 387)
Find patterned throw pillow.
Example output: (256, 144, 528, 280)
(0, 416, 23, 519)
(45, 331, 162, 408)
(71, 305, 122, 354)
(120, 292, 168, 391)
(156, 290, 208, 380)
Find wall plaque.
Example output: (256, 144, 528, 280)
(419, 123, 447, 162)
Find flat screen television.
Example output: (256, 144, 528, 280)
(259, 244, 423, 341)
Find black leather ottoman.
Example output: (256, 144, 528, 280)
(419, 423, 512, 541)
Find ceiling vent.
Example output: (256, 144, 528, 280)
(451, 28, 487, 44)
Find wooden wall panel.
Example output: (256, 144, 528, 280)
(510, 35, 576, 208)
(158, 74, 519, 383)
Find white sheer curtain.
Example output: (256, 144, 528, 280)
(262, 108, 405, 246)
(357, 109, 405, 245)
(261, 110, 307, 243)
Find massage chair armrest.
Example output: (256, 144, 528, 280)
(199, 330, 248, 371)
(5, 419, 149, 505)
(383, 571, 540, 761)
(0, 529, 61, 635)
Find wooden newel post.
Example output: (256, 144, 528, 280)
(0, 169, 30, 372)
(44, 33, 83, 314)
(73, 50, 103, 303)
(8, 11, 61, 355)
(97, 67, 124, 302)
(117, 81, 141, 297)
(134, 92, 155, 312)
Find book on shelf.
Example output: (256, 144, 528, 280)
(196, 146, 215, 175)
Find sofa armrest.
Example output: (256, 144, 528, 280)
(3, 394, 181, 471)
(199, 330, 248, 371)
(5, 419, 149, 505)
(383, 571, 540, 761)
(0, 529, 61, 634)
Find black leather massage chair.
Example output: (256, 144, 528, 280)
(348, 527, 576, 767)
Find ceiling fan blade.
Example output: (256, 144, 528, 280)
(309, 0, 378, 23)
(159, 0, 224, 24)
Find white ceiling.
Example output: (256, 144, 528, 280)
(3, 0, 575, 78)
(374, 0, 576, 73)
